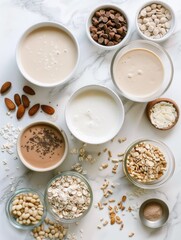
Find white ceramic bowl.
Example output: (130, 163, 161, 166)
(17, 121, 69, 172)
(86, 4, 131, 50)
(16, 22, 79, 87)
(65, 85, 125, 144)
(136, 1, 176, 43)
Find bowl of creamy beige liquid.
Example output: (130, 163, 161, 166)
(17, 121, 69, 172)
(111, 40, 173, 102)
(65, 85, 125, 144)
(16, 22, 79, 87)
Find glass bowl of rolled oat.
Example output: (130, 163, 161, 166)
(6, 188, 47, 230)
(44, 171, 93, 223)
(123, 139, 175, 189)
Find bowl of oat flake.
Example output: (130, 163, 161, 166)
(123, 139, 175, 189)
(45, 171, 93, 223)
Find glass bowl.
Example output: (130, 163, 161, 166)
(44, 171, 93, 223)
(135, 1, 176, 43)
(123, 139, 175, 189)
(6, 188, 47, 230)
(110, 40, 174, 102)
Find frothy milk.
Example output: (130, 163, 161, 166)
(20, 26, 77, 84)
(67, 88, 122, 143)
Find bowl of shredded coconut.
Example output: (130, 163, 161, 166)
(146, 98, 179, 130)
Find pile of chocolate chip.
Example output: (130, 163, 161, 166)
(89, 8, 128, 47)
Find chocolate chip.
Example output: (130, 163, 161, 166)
(105, 11, 110, 18)
(109, 32, 115, 40)
(98, 37, 104, 44)
(104, 39, 109, 45)
(95, 11, 101, 17)
(90, 26, 97, 34)
(103, 17, 108, 23)
(93, 34, 98, 41)
(100, 9, 105, 15)
(98, 23, 104, 29)
(108, 41, 114, 46)
(110, 14, 115, 20)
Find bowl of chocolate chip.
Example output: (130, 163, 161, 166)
(86, 4, 131, 50)
(123, 139, 175, 189)
(17, 121, 69, 172)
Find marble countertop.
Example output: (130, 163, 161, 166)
(0, 0, 181, 239)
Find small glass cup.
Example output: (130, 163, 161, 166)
(6, 188, 47, 230)
(44, 171, 93, 223)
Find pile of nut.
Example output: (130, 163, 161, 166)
(11, 192, 44, 225)
(32, 217, 67, 240)
(138, 3, 172, 39)
(47, 175, 91, 219)
(90, 8, 127, 46)
(0, 81, 55, 119)
(126, 142, 167, 182)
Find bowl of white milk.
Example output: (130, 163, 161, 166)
(111, 40, 173, 102)
(16, 22, 79, 87)
(65, 85, 125, 144)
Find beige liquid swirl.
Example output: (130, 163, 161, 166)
(114, 48, 164, 98)
(20, 26, 77, 84)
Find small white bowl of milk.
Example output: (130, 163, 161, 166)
(65, 85, 125, 144)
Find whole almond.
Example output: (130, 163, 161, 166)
(1, 81, 12, 94)
(23, 86, 35, 95)
(28, 104, 40, 116)
(41, 105, 55, 115)
(14, 94, 21, 106)
(22, 95, 30, 108)
(17, 104, 25, 119)
(4, 98, 16, 110)
(110, 217, 115, 225)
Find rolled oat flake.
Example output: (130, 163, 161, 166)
(150, 101, 177, 129)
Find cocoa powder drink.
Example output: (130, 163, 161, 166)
(18, 122, 67, 171)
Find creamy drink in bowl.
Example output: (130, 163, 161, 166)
(111, 40, 173, 102)
(16, 22, 79, 87)
(65, 85, 125, 144)
(17, 121, 68, 171)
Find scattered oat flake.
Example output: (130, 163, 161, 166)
(129, 232, 135, 237)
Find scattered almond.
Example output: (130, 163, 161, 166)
(122, 195, 127, 202)
(14, 94, 21, 106)
(28, 104, 40, 116)
(0, 81, 12, 94)
(22, 95, 30, 108)
(110, 217, 115, 225)
(17, 104, 25, 119)
(41, 105, 55, 115)
(23, 85, 35, 95)
(4, 98, 16, 110)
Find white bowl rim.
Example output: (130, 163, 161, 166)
(16, 21, 80, 87)
(17, 120, 69, 172)
(65, 84, 125, 144)
(135, 0, 176, 43)
(86, 3, 132, 50)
